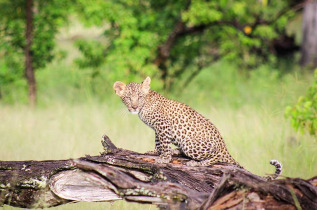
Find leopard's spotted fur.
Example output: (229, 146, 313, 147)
(113, 77, 282, 178)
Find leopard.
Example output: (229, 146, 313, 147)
(113, 76, 282, 179)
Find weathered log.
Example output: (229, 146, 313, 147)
(0, 135, 316, 209)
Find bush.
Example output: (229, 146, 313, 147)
(285, 70, 317, 135)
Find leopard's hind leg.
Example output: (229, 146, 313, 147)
(186, 151, 222, 167)
(186, 156, 219, 167)
(186, 151, 242, 168)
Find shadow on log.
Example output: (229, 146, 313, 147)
(0, 135, 316, 209)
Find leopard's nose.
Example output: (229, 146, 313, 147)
(131, 98, 138, 109)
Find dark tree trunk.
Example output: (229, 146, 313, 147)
(154, 20, 186, 90)
(25, 0, 36, 106)
(300, 0, 317, 68)
(0, 135, 316, 209)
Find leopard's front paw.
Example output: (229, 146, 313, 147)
(171, 148, 182, 155)
(186, 160, 200, 166)
(156, 156, 172, 164)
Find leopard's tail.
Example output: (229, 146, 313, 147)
(267, 159, 282, 180)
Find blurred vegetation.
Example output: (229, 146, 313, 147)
(0, 0, 304, 95)
(285, 70, 317, 136)
(73, 0, 298, 90)
(0, 0, 73, 79)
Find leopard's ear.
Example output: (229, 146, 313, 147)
(113, 81, 126, 97)
(141, 76, 151, 94)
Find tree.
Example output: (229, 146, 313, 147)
(0, 0, 73, 105)
(285, 69, 317, 135)
(300, 0, 317, 68)
(74, 0, 301, 90)
(25, 0, 36, 106)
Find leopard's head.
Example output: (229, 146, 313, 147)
(113, 77, 151, 114)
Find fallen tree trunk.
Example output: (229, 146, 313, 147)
(0, 135, 316, 209)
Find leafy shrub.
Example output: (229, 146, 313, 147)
(285, 70, 317, 135)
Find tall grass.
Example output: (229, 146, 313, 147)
(0, 60, 316, 209)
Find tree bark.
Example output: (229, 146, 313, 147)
(25, 0, 36, 106)
(154, 20, 186, 90)
(300, 0, 317, 68)
(0, 135, 316, 209)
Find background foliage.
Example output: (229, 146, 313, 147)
(72, 0, 297, 90)
(0, 0, 73, 102)
(285, 70, 317, 135)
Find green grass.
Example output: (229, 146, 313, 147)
(0, 60, 316, 209)
(0, 101, 154, 161)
